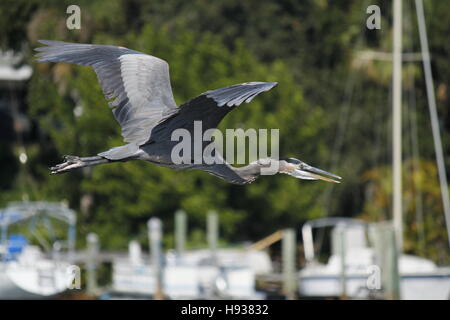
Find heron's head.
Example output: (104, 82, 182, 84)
(280, 158, 342, 183)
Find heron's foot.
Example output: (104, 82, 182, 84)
(50, 155, 84, 174)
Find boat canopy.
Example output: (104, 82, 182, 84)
(0, 201, 76, 227)
(302, 218, 368, 263)
(0, 202, 76, 261)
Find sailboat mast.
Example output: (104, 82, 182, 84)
(415, 0, 450, 248)
(392, 0, 403, 252)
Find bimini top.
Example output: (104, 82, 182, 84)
(0, 201, 76, 227)
(302, 217, 369, 263)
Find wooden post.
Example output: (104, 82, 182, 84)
(207, 211, 218, 265)
(129, 240, 143, 265)
(388, 227, 401, 299)
(86, 232, 99, 296)
(338, 229, 347, 299)
(370, 223, 400, 299)
(175, 209, 187, 261)
(282, 229, 296, 299)
(148, 217, 163, 299)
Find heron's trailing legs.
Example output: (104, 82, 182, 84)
(50, 155, 110, 174)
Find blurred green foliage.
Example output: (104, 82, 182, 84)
(362, 160, 450, 264)
(0, 0, 449, 263)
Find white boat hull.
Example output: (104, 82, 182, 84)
(0, 261, 72, 299)
(299, 272, 450, 300)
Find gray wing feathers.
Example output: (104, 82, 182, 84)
(205, 81, 277, 107)
(35, 40, 178, 145)
(36, 41, 277, 146)
(168, 81, 278, 137)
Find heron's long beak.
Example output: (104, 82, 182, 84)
(300, 165, 342, 183)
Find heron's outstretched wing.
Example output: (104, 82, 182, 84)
(35, 40, 178, 145)
(175, 82, 278, 131)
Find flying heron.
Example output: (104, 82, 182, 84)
(35, 40, 341, 185)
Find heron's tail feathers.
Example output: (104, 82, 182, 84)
(50, 155, 110, 174)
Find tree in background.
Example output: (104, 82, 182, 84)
(361, 159, 450, 264)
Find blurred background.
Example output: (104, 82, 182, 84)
(0, 0, 449, 300)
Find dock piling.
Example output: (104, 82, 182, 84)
(86, 232, 99, 296)
(282, 228, 296, 300)
(207, 211, 219, 265)
(148, 217, 164, 299)
(175, 210, 187, 261)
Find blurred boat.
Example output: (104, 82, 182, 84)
(298, 218, 450, 299)
(0, 202, 77, 299)
(110, 241, 271, 299)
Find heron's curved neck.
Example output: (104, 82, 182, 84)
(232, 163, 262, 183)
(231, 159, 285, 184)
(198, 159, 284, 185)
(200, 162, 262, 185)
